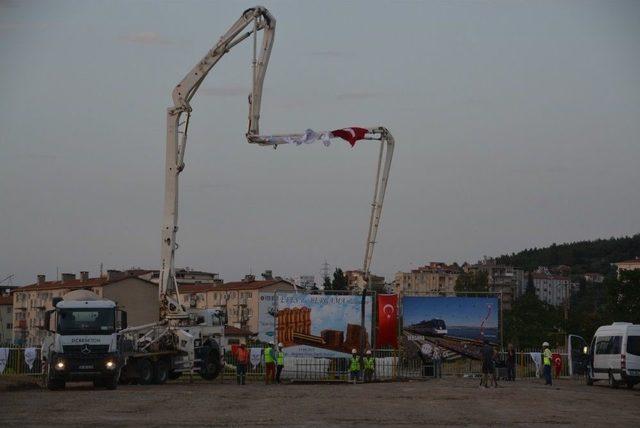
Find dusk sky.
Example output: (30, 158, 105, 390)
(1, 1, 639, 286)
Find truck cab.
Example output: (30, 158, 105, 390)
(41, 289, 127, 390)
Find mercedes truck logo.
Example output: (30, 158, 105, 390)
(81, 345, 91, 354)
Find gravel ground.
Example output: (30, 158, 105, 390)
(1, 377, 639, 427)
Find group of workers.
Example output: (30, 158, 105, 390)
(233, 341, 285, 385)
(233, 342, 377, 385)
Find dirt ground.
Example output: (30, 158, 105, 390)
(1, 377, 639, 427)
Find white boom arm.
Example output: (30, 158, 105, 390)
(160, 6, 393, 321)
(160, 7, 275, 320)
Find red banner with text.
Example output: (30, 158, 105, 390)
(377, 294, 398, 349)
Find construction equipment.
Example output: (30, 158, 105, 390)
(122, 5, 394, 382)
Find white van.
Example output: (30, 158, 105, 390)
(586, 322, 640, 389)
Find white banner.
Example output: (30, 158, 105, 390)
(24, 347, 37, 370)
(0, 348, 8, 373)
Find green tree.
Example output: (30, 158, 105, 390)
(325, 268, 348, 291)
(455, 271, 489, 294)
(322, 276, 332, 291)
(504, 293, 565, 348)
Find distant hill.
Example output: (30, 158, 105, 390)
(495, 234, 640, 276)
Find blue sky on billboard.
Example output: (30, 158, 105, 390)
(403, 296, 498, 328)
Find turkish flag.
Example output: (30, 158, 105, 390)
(377, 294, 398, 348)
(330, 127, 369, 147)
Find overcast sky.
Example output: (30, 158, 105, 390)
(1, 0, 639, 286)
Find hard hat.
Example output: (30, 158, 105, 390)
(352, 348, 357, 354)
(366, 350, 372, 355)
(278, 342, 283, 348)
(542, 342, 549, 347)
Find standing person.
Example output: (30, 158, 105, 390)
(542, 342, 552, 386)
(433, 345, 442, 379)
(506, 343, 516, 381)
(264, 341, 276, 385)
(275, 342, 285, 384)
(363, 350, 375, 383)
(481, 340, 497, 388)
(349, 349, 361, 383)
(235, 343, 249, 385)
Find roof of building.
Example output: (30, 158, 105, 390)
(615, 258, 640, 265)
(179, 279, 293, 294)
(12, 275, 156, 293)
(0, 295, 12, 305)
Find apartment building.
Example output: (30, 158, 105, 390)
(0, 295, 12, 345)
(464, 260, 524, 310)
(531, 273, 571, 307)
(12, 272, 158, 346)
(178, 276, 295, 334)
(344, 270, 386, 292)
(138, 268, 223, 285)
(393, 262, 460, 295)
(614, 258, 640, 278)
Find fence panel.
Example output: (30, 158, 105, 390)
(0, 346, 42, 376)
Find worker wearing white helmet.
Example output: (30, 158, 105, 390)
(542, 341, 552, 386)
(363, 350, 375, 383)
(275, 342, 285, 384)
(349, 349, 361, 383)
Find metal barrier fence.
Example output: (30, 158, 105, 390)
(221, 347, 435, 383)
(0, 346, 43, 376)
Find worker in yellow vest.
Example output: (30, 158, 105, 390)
(349, 348, 361, 383)
(275, 342, 285, 384)
(542, 341, 552, 386)
(363, 350, 375, 382)
(264, 341, 276, 384)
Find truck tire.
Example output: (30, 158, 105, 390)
(137, 358, 154, 385)
(153, 360, 169, 385)
(105, 373, 119, 390)
(200, 348, 221, 381)
(168, 371, 181, 380)
(47, 378, 65, 391)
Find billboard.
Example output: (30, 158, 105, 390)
(259, 292, 373, 358)
(402, 296, 499, 343)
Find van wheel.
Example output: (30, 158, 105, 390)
(153, 360, 169, 385)
(608, 372, 619, 389)
(137, 359, 154, 385)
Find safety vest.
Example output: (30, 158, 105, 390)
(364, 357, 375, 370)
(350, 356, 361, 372)
(277, 351, 284, 365)
(264, 347, 274, 364)
(543, 348, 552, 366)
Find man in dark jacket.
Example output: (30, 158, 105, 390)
(506, 343, 516, 381)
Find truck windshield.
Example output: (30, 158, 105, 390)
(57, 308, 115, 335)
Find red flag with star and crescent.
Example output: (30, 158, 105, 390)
(330, 127, 369, 147)
(377, 294, 398, 348)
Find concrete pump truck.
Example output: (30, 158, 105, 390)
(42, 5, 394, 389)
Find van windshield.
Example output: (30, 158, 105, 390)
(628, 336, 640, 356)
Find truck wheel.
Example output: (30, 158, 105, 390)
(105, 373, 119, 390)
(200, 349, 221, 381)
(168, 371, 181, 380)
(47, 378, 65, 391)
(153, 360, 169, 385)
(137, 358, 154, 385)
